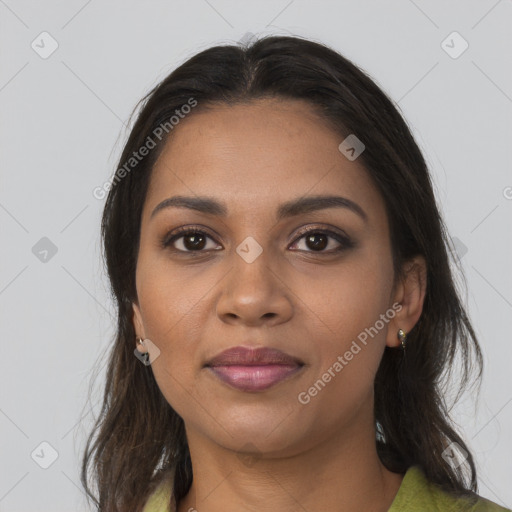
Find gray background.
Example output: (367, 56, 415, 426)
(1, 0, 511, 510)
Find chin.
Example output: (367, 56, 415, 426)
(201, 406, 306, 454)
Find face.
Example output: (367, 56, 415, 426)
(132, 98, 401, 458)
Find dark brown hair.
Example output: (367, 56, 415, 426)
(81, 34, 483, 511)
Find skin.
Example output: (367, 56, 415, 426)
(132, 98, 427, 512)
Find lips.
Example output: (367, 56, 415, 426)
(205, 346, 304, 392)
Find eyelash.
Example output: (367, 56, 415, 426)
(160, 225, 354, 255)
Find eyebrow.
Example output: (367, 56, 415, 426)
(150, 194, 368, 222)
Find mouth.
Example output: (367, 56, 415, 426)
(204, 346, 305, 392)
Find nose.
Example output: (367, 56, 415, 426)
(216, 248, 293, 328)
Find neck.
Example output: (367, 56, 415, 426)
(177, 408, 404, 512)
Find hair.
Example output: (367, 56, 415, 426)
(81, 34, 484, 511)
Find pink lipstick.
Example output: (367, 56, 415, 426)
(205, 346, 304, 392)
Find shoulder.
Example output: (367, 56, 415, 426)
(388, 466, 511, 512)
(142, 473, 175, 512)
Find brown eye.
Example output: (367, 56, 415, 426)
(290, 227, 354, 253)
(304, 232, 329, 251)
(179, 232, 208, 251)
(161, 225, 354, 255)
(161, 227, 221, 252)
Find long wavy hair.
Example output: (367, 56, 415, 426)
(81, 34, 483, 511)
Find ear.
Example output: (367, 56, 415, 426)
(385, 255, 427, 348)
(132, 300, 147, 353)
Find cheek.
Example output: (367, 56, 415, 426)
(319, 249, 393, 333)
(135, 245, 212, 344)
(310, 249, 394, 389)
(135, 256, 212, 411)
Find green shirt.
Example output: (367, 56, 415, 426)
(143, 465, 511, 511)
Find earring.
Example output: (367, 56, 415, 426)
(135, 337, 150, 365)
(397, 329, 407, 350)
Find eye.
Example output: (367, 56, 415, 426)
(160, 226, 221, 253)
(290, 226, 354, 253)
(160, 225, 353, 254)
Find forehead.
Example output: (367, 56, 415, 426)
(143, 99, 385, 223)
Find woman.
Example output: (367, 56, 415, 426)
(81, 35, 510, 511)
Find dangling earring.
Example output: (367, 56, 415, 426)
(397, 329, 407, 350)
(136, 337, 150, 365)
